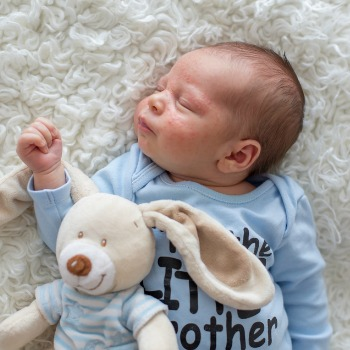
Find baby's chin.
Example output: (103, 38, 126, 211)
(137, 142, 157, 163)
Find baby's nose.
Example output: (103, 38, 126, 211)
(148, 93, 166, 114)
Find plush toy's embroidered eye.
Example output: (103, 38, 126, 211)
(101, 239, 107, 247)
(78, 231, 84, 238)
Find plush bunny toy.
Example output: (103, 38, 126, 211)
(0, 164, 274, 350)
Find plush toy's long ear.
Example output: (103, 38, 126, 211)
(140, 200, 275, 310)
(0, 161, 98, 228)
(62, 161, 99, 201)
(0, 164, 33, 227)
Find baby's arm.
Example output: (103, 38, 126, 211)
(271, 195, 332, 349)
(16, 117, 65, 190)
(16, 118, 71, 251)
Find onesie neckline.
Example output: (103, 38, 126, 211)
(159, 172, 274, 205)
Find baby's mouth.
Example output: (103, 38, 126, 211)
(138, 116, 153, 133)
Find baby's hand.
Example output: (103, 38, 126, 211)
(17, 117, 62, 174)
(17, 118, 65, 189)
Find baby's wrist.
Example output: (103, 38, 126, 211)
(33, 162, 65, 190)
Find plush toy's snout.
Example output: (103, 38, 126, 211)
(58, 239, 116, 295)
(67, 255, 92, 276)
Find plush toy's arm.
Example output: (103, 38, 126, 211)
(0, 300, 50, 350)
(136, 311, 178, 350)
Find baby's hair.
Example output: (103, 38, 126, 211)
(202, 42, 305, 175)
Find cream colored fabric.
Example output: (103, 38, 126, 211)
(0, 162, 98, 228)
(0, 165, 32, 227)
(141, 200, 274, 310)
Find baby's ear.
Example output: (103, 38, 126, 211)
(140, 200, 274, 310)
(217, 140, 261, 174)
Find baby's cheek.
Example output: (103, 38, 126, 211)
(168, 128, 197, 147)
(168, 116, 196, 137)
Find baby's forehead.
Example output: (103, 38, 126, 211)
(165, 49, 244, 86)
(175, 48, 229, 71)
(165, 50, 254, 110)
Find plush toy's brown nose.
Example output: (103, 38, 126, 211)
(67, 254, 92, 276)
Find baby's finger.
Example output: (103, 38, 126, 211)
(29, 120, 56, 148)
(35, 117, 61, 140)
(20, 127, 50, 153)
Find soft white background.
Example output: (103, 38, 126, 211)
(0, 0, 349, 348)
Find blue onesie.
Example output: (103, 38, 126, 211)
(29, 143, 332, 350)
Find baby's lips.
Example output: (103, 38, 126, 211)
(138, 116, 154, 133)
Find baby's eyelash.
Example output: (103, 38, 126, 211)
(177, 98, 192, 112)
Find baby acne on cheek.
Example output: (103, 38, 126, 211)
(165, 121, 199, 143)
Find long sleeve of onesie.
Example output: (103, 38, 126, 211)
(269, 191, 332, 349)
(27, 173, 74, 251)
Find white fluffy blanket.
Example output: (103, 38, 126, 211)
(0, 0, 349, 349)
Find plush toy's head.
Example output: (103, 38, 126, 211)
(56, 193, 155, 295)
(54, 192, 275, 310)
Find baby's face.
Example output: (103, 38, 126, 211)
(133, 49, 250, 181)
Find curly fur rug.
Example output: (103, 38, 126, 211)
(0, 0, 349, 348)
